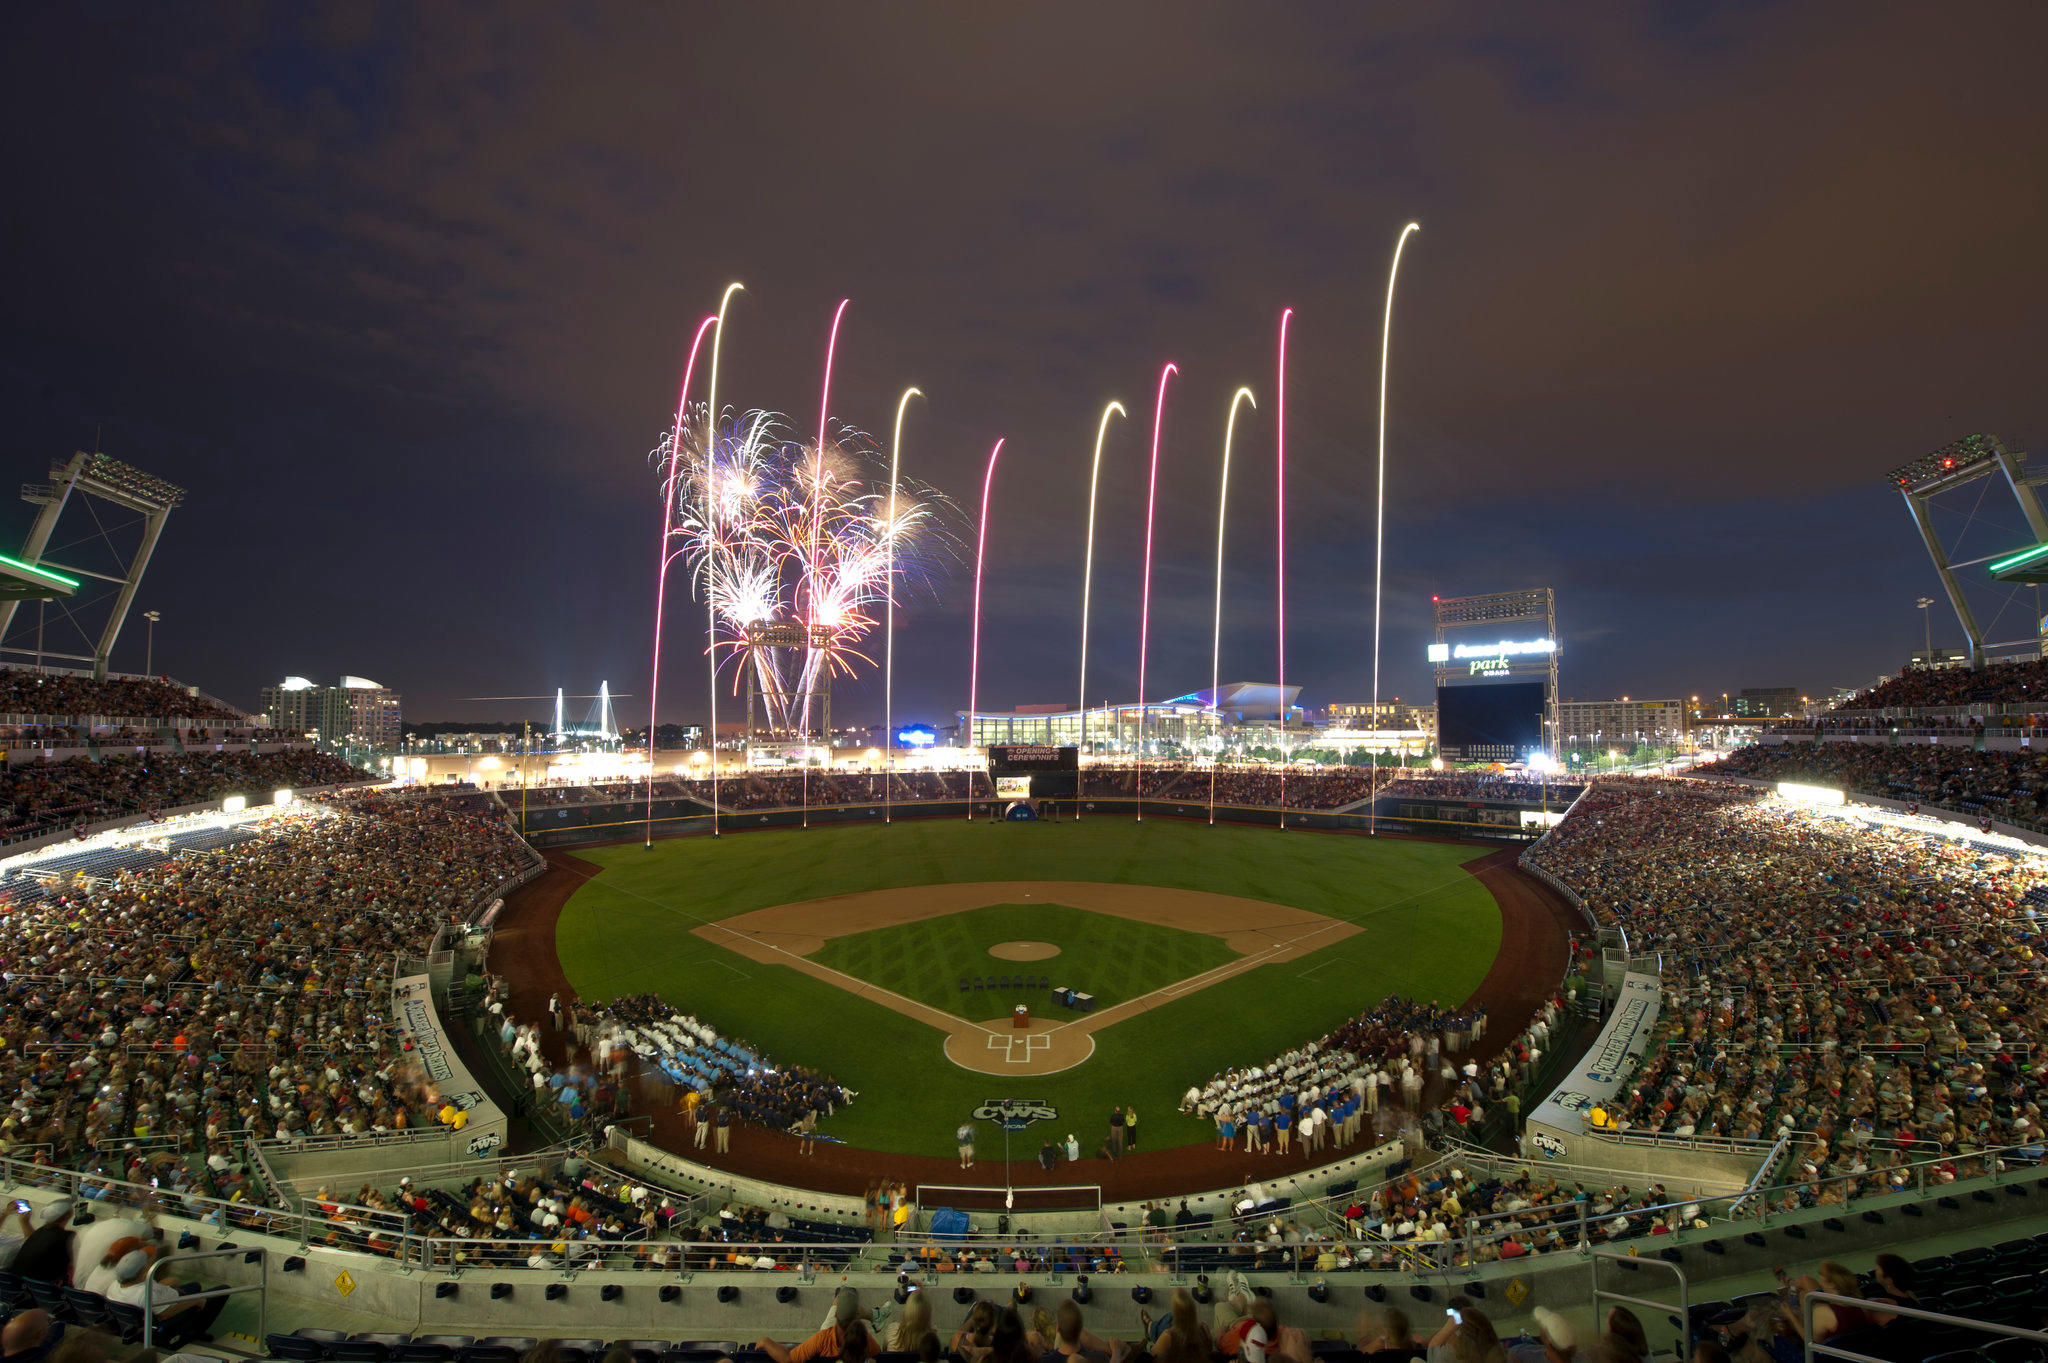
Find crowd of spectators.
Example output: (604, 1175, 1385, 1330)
(0, 793, 534, 1183)
(1329, 1161, 1690, 1268)
(702, 771, 991, 811)
(1382, 774, 1583, 804)
(1084, 766, 1388, 809)
(1527, 777, 2048, 1194)
(1184, 997, 1490, 1133)
(308, 1156, 685, 1268)
(1183, 991, 1571, 1193)
(1718, 743, 2048, 828)
(1836, 657, 2048, 711)
(0, 668, 238, 723)
(0, 749, 371, 839)
(487, 983, 854, 1144)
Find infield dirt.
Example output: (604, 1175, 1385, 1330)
(693, 881, 1362, 1075)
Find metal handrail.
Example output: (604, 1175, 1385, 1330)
(8, 1133, 2045, 1280)
(1373, 1135, 2042, 1269)
(1591, 1249, 1688, 1353)
(140, 1245, 268, 1351)
(1801, 1288, 2048, 1363)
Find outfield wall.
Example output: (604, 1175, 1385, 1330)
(611, 1127, 1418, 1239)
(517, 794, 1545, 848)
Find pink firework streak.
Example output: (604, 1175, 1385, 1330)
(646, 312, 719, 840)
(1277, 307, 1293, 825)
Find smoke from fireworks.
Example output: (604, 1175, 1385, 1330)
(654, 409, 961, 738)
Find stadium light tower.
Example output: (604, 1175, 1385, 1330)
(142, 610, 160, 676)
(0, 450, 184, 679)
(1887, 435, 2048, 668)
(1917, 596, 1935, 662)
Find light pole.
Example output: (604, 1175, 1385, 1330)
(1917, 596, 1935, 663)
(142, 610, 160, 675)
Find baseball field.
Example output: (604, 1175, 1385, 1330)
(551, 818, 1503, 1159)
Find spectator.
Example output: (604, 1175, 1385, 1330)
(757, 1289, 880, 1363)
(1425, 1303, 1505, 1363)
(1505, 1308, 1574, 1363)
(1357, 1307, 1425, 1363)
(885, 1292, 938, 1356)
(105, 1249, 226, 1349)
(10, 1203, 75, 1285)
(1600, 1307, 1648, 1363)
(1147, 1289, 1216, 1363)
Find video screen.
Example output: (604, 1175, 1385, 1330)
(1436, 682, 1546, 762)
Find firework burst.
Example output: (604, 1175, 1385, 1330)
(654, 409, 960, 737)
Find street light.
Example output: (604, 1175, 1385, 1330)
(142, 611, 160, 676)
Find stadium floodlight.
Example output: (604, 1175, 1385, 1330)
(0, 451, 185, 677)
(272, 789, 293, 807)
(1886, 434, 2048, 662)
(1885, 434, 2012, 493)
(222, 795, 247, 814)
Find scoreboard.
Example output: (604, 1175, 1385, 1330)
(987, 745, 1078, 797)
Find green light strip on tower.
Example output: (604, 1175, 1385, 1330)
(1988, 543, 2048, 574)
(0, 553, 80, 589)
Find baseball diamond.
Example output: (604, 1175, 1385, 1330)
(489, 814, 1577, 1193)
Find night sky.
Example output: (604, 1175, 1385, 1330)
(4, 4, 2045, 727)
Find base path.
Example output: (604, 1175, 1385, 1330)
(489, 837, 1580, 1202)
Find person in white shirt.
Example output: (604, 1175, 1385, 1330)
(107, 1251, 225, 1348)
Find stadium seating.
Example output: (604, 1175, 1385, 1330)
(1527, 776, 2048, 1155)
(0, 790, 533, 1174)
(0, 747, 372, 840)
(1720, 741, 2048, 829)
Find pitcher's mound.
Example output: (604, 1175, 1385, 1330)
(944, 1017, 1095, 1075)
(989, 941, 1061, 961)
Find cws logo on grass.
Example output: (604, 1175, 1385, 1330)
(975, 1098, 1057, 1131)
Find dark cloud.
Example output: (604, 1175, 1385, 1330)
(1, 2, 2043, 721)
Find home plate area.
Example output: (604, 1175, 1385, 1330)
(944, 1016, 1095, 1076)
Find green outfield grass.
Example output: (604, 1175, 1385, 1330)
(807, 901, 1241, 1021)
(553, 819, 1501, 1159)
